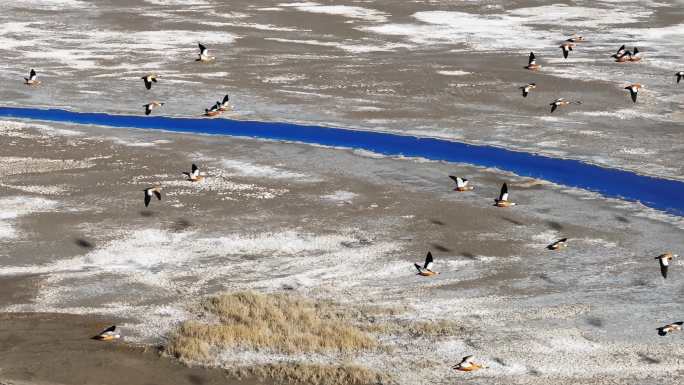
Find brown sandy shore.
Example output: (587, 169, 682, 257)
(0, 313, 261, 385)
(1, 119, 684, 385)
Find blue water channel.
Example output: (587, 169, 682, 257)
(0, 106, 681, 216)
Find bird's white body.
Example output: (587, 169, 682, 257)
(141, 74, 159, 90)
(183, 164, 205, 182)
(453, 355, 486, 372)
(143, 101, 164, 115)
(144, 186, 162, 207)
(625, 84, 642, 103)
(24, 69, 41, 86)
(415, 251, 438, 276)
(93, 325, 121, 341)
(494, 183, 516, 207)
(521, 83, 536, 98)
(197, 43, 215, 62)
(560, 42, 574, 59)
(525, 52, 541, 70)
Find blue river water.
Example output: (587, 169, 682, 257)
(1, 106, 682, 216)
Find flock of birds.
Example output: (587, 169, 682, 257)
(22, 40, 684, 115)
(520, 36, 684, 113)
(429, 34, 682, 372)
(18, 32, 684, 374)
(141, 44, 232, 117)
(25, 44, 232, 117)
(417, 176, 682, 372)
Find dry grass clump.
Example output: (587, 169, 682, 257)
(230, 362, 389, 385)
(166, 291, 378, 361)
(165, 323, 212, 361)
(365, 319, 463, 338)
(407, 319, 463, 337)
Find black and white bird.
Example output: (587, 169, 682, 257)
(547, 238, 568, 250)
(143, 101, 164, 116)
(182, 163, 204, 182)
(550, 98, 581, 113)
(449, 176, 473, 191)
(655, 252, 677, 279)
(675, 72, 683, 84)
(453, 355, 486, 372)
(92, 325, 120, 341)
(196, 43, 215, 62)
(520, 83, 536, 98)
(204, 102, 221, 116)
(565, 35, 585, 43)
(414, 251, 438, 276)
(611, 44, 626, 59)
(218, 94, 231, 111)
(624, 84, 642, 103)
(658, 322, 683, 336)
(494, 183, 516, 207)
(560, 42, 574, 59)
(144, 186, 162, 207)
(525, 52, 541, 71)
(141, 74, 160, 90)
(24, 69, 40, 86)
(616, 47, 641, 62)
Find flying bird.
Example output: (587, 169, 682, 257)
(183, 163, 204, 182)
(414, 251, 438, 276)
(453, 355, 486, 372)
(525, 52, 541, 71)
(141, 74, 160, 90)
(196, 43, 215, 62)
(550, 98, 581, 113)
(218, 94, 231, 111)
(565, 35, 585, 43)
(658, 322, 683, 336)
(144, 186, 162, 207)
(204, 102, 221, 117)
(449, 176, 473, 192)
(143, 101, 164, 116)
(494, 183, 516, 207)
(560, 42, 574, 59)
(616, 47, 641, 62)
(675, 72, 683, 84)
(655, 252, 677, 279)
(611, 44, 626, 59)
(92, 325, 120, 341)
(547, 238, 568, 250)
(24, 69, 40, 86)
(624, 83, 642, 103)
(520, 83, 536, 98)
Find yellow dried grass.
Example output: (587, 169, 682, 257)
(231, 362, 388, 385)
(166, 291, 378, 361)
